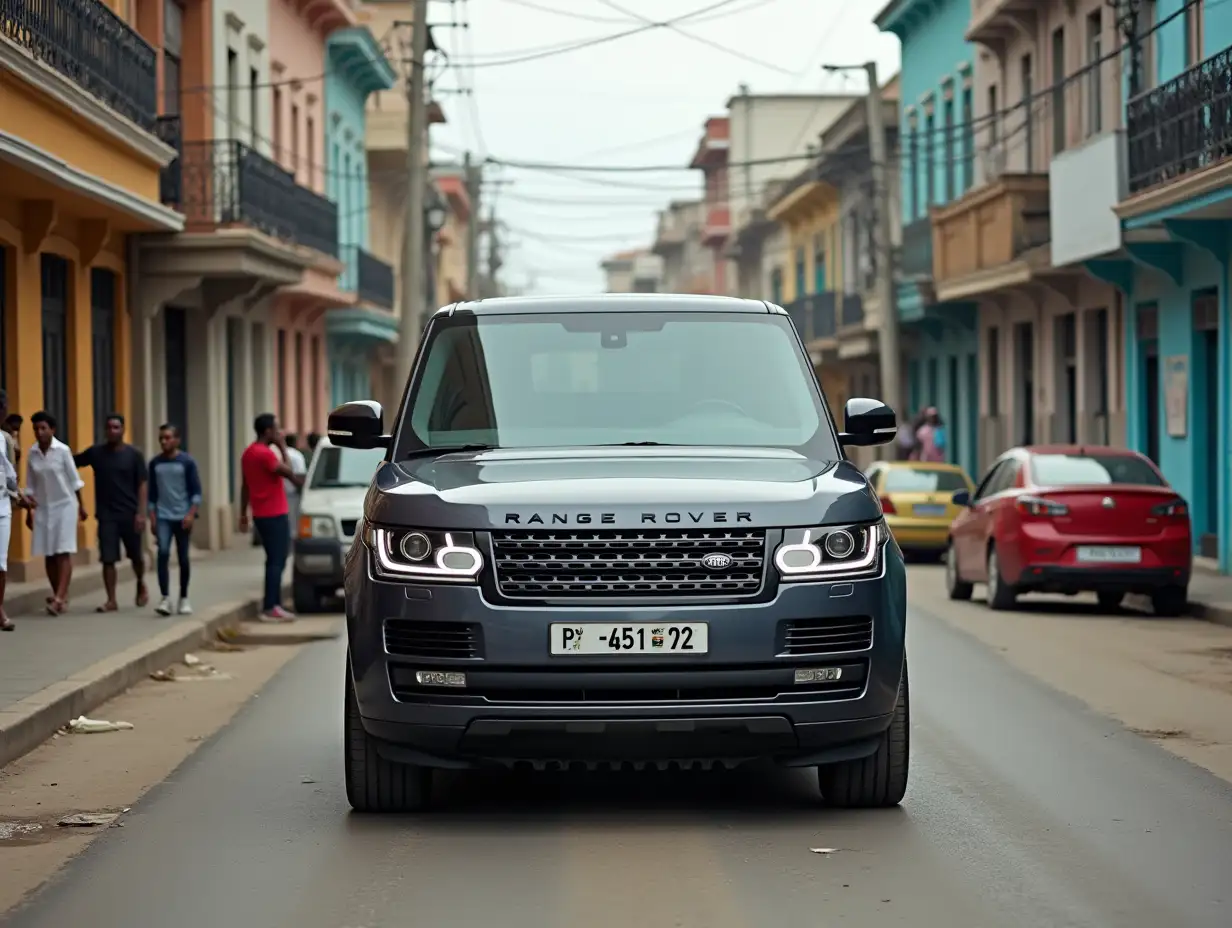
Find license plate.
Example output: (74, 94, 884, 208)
(1076, 546, 1142, 564)
(550, 623, 709, 655)
(913, 504, 946, 517)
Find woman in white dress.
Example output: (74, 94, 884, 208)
(25, 411, 86, 615)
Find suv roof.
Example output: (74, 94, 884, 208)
(433, 293, 778, 317)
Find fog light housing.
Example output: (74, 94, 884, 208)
(794, 667, 843, 684)
(415, 670, 467, 687)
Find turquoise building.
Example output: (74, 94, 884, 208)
(876, 0, 980, 480)
(323, 27, 398, 407)
(1106, 2, 1232, 572)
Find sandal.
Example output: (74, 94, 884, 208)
(95, 602, 118, 613)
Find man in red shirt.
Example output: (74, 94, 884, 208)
(239, 413, 305, 621)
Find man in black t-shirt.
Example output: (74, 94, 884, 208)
(74, 414, 149, 612)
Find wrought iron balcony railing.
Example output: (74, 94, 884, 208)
(0, 0, 158, 130)
(159, 132, 339, 257)
(840, 294, 864, 328)
(1126, 43, 1232, 194)
(786, 292, 837, 342)
(354, 246, 394, 308)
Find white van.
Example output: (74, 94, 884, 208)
(291, 436, 386, 612)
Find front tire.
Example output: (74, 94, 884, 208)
(945, 542, 973, 601)
(293, 575, 326, 614)
(1151, 586, 1187, 618)
(818, 665, 909, 808)
(985, 546, 1017, 611)
(344, 656, 432, 813)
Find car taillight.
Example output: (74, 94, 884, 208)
(1016, 495, 1069, 516)
(1151, 499, 1188, 517)
(879, 496, 896, 515)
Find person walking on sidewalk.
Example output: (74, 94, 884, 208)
(283, 433, 308, 537)
(238, 414, 304, 622)
(73, 414, 149, 613)
(147, 423, 202, 617)
(25, 411, 86, 615)
(0, 391, 28, 631)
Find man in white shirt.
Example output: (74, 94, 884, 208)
(283, 433, 308, 537)
(25, 411, 86, 615)
(0, 389, 26, 631)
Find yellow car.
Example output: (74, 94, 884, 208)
(864, 460, 974, 560)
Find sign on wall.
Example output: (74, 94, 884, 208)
(1164, 355, 1189, 439)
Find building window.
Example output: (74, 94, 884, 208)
(1052, 27, 1066, 155)
(290, 103, 300, 174)
(226, 48, 239, 142)
(163, 0, 183, 116)
(923, 107, 935, 206)
(813, 241, 827, 293)
(908, 127, 919, 219)
(250, 67, 259, 148)
(987, 326, 1000, 416)
(40, 256, 70, 437)
(794, 247, 805, 297)
(770, 267, 783, 305)
(277, 329, 287, 417)
(90, 270, 117, 444)
(988, 84, 999, 147)
(961, 86, 974, 191)
(943, 94, 955, 201)
(1085, 11, 1103, 136)
(1021, 54, 1034, 171)
(306, 116, 316, 190)
(272, 88, 282, 159)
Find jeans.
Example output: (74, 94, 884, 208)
(156, 519, 192, 598)
(254, 514, 290, 610)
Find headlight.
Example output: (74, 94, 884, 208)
(362, 527, 484, 582)
(774, 521, 885, 581)
(298, 514, 336, 539)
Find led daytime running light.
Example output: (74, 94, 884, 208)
(774, 523, 881, 577)
(367, 528, 484, 581)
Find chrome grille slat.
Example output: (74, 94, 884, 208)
(491, 529, 767, 599)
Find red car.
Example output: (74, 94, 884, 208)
(944, 445, 1192, 616)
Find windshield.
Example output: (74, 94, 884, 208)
(396, 311, 839, 458)
(309, 445, 386, 489)
(1031, 453, 1164, 487)
(883, 468, 969, 492)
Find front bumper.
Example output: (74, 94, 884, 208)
(345, 545, 908, 768)
(293, 537, 346, 588)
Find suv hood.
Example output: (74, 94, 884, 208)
(364, 447, 880, 529)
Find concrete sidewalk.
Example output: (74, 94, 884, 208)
(1185, 561, 1232, 626)
(0, 538, 289, 767)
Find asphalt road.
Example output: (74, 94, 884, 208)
(6, 602, 1232, 928)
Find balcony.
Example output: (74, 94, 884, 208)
(0, 0, 159, 130)
(785, 292, 837, 344)
(160, 130, 339, 257)
(965, 0, 1040, 52)
(345, 246, 394, 309)
(839, 294, 864, 329)
(1125, 43, 1232, 196)
(930, 174, 1050, 301)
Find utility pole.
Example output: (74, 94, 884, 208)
(396, 0, 431, 388)
(464, 152, 482, 299)
(863, 60, 903, 419)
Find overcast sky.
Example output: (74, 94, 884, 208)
(427, 0, 901, 295)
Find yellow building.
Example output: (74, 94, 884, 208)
(0, 1, 182, 579)
(765, 170, 847, 418)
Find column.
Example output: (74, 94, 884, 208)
(68, 259, 97, 556)
(4, 242, 44, 578)
(252, 320, 274, 414)
(185, 309, 229, 551)
(230, 317, 254, 516)
(130, 307, 157, 459)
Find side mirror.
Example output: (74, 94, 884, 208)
(951, 488, 971, 507)
(838, 397, 897, 447)
(327, 401, 389, 449)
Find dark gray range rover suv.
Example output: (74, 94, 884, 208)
(330, 294, 908, 812)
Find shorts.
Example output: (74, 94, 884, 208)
(99, 519, 142, 565)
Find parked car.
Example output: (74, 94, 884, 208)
(291, 436, 387, 613)
(945, 445, 1191, 615)
(865, 460, 974, 560)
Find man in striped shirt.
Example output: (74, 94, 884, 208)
(147, 423, 202, 617)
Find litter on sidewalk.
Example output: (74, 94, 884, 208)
(65, 716, 134, 734)
(58, 812, 122, 827)
(149, 652, 234, 683)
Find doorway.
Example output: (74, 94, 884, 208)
(1014, 321, 1034, 444)
(1195, 290, 1220, 558)
(1137, 303, 1160, 464)
(1056, 312, 1077, 442)
(40, 256, 70, 436)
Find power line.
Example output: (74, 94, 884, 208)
(494, 0, 632, 24)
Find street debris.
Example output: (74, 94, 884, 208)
(58, 812, 121, 827)
(0, 822, 44, 841)
(149, 653, 235, 683)
(809, 847, 839, 855)
(301, 777, 317, 784)
(65, 716, 134, 734)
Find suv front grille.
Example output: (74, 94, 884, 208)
(490, 529, 767, 599)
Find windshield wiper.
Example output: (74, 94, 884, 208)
(402, 443, 499, 459)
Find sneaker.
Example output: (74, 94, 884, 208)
(177, 599, 193, 615)
(260, 606, 296, 623)
(155, 597, 173, 616)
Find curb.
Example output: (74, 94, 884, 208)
(0, 589, 286, 769)
(1187, 600, 1232, 628)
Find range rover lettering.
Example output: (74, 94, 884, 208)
(332, 294, 908, 812)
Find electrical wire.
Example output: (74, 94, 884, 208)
(494, 0, 632, 24)
(591, 0, 794, 76)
